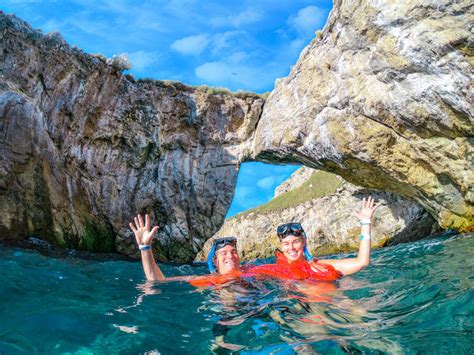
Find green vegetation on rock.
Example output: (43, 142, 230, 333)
(233, 170, 342, 219)
(79, 220, 116, 252)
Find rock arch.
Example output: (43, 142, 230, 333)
(0, 0, 472, 262)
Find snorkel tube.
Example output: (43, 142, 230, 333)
(207, 243, 217, 273)
(302, 232, 314, 262)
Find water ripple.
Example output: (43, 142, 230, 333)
(0, 234, 472, 353)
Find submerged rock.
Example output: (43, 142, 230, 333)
(197, 167, 438, 261)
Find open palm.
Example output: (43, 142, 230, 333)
(354, 196, 381, 220)
(129, 214, 159, 246)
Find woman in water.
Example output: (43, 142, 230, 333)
(276, 196, 381, 277)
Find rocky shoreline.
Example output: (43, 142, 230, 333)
(0, 237, 131, 261)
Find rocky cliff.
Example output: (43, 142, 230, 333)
(197, 167, 438, 261)
(274, 166, 314, 197)
(253, 0, 473, 232)
(0, 13, 263, 261)
(1, 0, 473, 263)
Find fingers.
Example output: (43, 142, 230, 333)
(145, 214, 151, 229)
(129, 222, 137, 233)
(367, 196, 374, 208)
(362, 196, 376, 208)
(363, 196, 382, 213)
(151, 226, 159, 237)
(132, 214, 158, 231)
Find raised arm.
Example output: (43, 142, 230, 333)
(319, 196, 381, 276)
(130, 214, 203, 283)
(129, 214, 166, 281)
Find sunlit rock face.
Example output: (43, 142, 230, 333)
(1, 0, 473, 263)
(253, 0, 473, 232)
(197, 167, 438, 262)
(0, 13, 263, 261)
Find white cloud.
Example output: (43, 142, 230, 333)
(41, 19, 61, 32)
(231, 8, 262, 27)
(72, 17, 111, 36)
(195, 61, 229, 82)
(210, 30, 246, 55)
(127, 50, 161, 72)
(210, 8, 262, 28)
(227, 51, 249, 63)
(171, 34, 210, 55)
(171, 31, 249, 57)
(195, 51, 283, 91)
(257, 176, 277, 190)
(234, 186, 258, 206)
(288, 5, 328, 36)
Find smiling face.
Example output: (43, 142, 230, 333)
(280, 235, 305, 263)
(215, 245, 240, 274)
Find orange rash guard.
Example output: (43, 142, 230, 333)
(244, 252, 342, 282)
(188, 253, 341, 287)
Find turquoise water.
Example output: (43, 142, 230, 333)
(0, 234, 473, 354)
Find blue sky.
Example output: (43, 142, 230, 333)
(3, 0, 333, 216)
(227, 163, 300, 217)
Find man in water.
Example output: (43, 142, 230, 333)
(130, 214, 260, 351)
(129, 214, 241, 282)
(276, 196, 381, 276)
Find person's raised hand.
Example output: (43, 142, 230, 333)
(129, 214, 159, 246)
(354, 196, 381, 221)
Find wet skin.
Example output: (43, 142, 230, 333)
(215, 245, 241, 274)
(280, 235, 305, 263)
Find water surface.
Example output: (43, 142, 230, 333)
(0, 234, 472, 353)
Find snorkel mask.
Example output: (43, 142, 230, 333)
(276, 222, 314, 262)
(207, 236, 238, 273)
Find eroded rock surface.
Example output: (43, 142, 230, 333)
(274, 166, 314, 197)
(1, 0, 473, 262)
(197, 167, 438, 261)
(0, 13, 263, 261)
(253, 0, 473, 231)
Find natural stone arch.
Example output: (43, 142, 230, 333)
(251, 0, 473, 232)
(1, 0, 472, 263)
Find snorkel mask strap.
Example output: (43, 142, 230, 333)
(207, 243, 217, 273)
(302, 232, 314, 262)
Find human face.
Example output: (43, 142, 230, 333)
(280, 235, 305, 263)
(215, 245, 240, 274)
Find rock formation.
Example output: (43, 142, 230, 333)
(1, 0, 473, 262)
(274, 166, 314, 197)
(0, 13, 264, 261)
(253, 0, 473, 232)
(197, 167, 438, 261)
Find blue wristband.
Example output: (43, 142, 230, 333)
(359, 234, 371, 241)
(139, 244, 152, 251)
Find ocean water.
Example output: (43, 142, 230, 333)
(0, 233, 472, 354)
